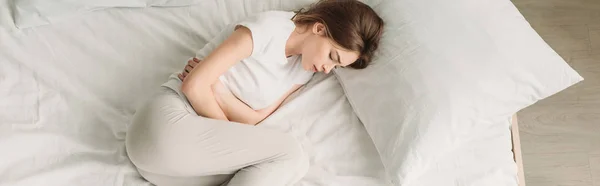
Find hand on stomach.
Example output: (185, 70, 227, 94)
(211, 81, 272, 125)
(212, 81, 303, 125)
(179, 58, 301, 125)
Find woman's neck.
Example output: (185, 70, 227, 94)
(285, 24, 309, 57)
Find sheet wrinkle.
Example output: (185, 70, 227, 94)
(1, 134, 123, 181)
(0, 60, 40, 125)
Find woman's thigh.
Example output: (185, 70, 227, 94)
(125, 87, 305, 177)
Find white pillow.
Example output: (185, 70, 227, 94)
(11, 0, 203, 29)
(334, 0, 583, 184)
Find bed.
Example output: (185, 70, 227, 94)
(0, 3, 389, 186)
(1, 0, 579, 185)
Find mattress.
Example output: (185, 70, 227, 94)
(0, 1, 516, 186)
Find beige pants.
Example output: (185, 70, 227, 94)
(125, 79, 308, 186)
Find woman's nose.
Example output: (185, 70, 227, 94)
(323, 64, 334, 74)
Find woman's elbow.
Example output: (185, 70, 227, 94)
(181, 79, 207, 96)
(180, 78, 190, 88)
(180, 81, 195, 95)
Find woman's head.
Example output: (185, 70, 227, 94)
(293, 0, 384, 73)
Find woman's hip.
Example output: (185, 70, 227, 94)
(125, 87, 193, 171)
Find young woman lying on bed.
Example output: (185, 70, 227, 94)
(125, 0, 384, 185)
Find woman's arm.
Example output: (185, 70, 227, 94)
(180, 59, 303, 125)
(181, 26, 253, 120)
(212, 82, 303, 125)
(210, 81, 264, 124)
(254, 84, 303, 119)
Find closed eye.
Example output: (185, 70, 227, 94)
(330, 52, 341, 65)
(335, 50, 342, 64)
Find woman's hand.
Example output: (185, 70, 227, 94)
(178, 57, 201, 81)
(210, 81, 268, 125)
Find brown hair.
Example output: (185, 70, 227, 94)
(292, 0, 384, 69)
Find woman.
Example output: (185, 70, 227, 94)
(125, 0, 384, 185)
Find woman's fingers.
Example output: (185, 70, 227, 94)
(184, 64, 193, 73)
(188, 58, 201, 67)
(180, 57, 201, 81)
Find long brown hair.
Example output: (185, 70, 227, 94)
(292, 0, 384, 69)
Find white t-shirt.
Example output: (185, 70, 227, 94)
(164, 11, 314, 110)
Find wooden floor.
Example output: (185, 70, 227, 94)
(511, 0, 600, 185)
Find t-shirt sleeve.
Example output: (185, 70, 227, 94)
(235, 12, 276, 58)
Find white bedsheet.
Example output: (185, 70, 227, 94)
(0, 1, 516, 186)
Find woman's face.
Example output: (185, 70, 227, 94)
(300, 23, 360, 74)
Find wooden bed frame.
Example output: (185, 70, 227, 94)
(511, 114, 526, 186)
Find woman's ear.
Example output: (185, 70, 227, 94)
(311, 22, 326, 36)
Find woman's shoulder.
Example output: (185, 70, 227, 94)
(235, 11, 296, 58)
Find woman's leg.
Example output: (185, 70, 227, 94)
(136, 168, 233, 186)
(125, 87, 308, 186)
